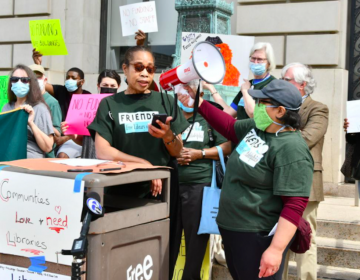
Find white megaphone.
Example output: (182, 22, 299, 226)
(160, 41, 225, 91)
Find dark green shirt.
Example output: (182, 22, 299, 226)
(178, 114, 227, 185)
(43, 92, 62, 158)
(216, 119, 313, 233)
(231, 75, 276, 120)
(88, 91, 189, 166)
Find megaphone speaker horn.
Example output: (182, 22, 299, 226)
(160, 41, 225, 91)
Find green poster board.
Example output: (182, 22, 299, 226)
(0, 76, 9, 111)
(29, 19, 68, 56)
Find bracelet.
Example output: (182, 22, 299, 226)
(165, 133, 177, 145)
(211, 91, 219, 96)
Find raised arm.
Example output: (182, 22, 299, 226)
(32, 48, 54, 95)
(203, 82, 237, 117)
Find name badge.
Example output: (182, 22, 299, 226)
(236, 129, 268, 167)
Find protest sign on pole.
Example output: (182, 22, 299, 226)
(64, 94, 112, 136)
(0, 171, 84, 265)
(29, 19, 68, 56)
(120, 1, 158, 37)
(0, 76, 9, 111)
(181, 32, 254, 87)
(347, 100, 360, 133)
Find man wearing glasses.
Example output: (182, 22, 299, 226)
(281, 63, 329, 280)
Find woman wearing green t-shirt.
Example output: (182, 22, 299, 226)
(176, 81, 231, 279)
(89, 46, 188, 193)
(88, 46, 189, 279)
(185, 79, 313, 280)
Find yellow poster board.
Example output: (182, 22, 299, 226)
(172, 231, 211, 280)
(29, 19, 68, 56)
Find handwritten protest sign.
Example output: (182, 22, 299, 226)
(0, 171, 84, 265)
(64, 94, 112, 136)
(0, 76, 9, 111)
(181, 32, 254, 87)
(120, 1, 158, 36)
(29, 19, 68, 56)
(0, 264, 70, 279)
(347, 100, 360, 133)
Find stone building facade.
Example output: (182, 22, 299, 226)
(0, 0, 351, 185)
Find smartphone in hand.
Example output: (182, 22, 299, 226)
(151, 114, 167, 129)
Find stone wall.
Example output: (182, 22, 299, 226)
(0, 0, 101, 93)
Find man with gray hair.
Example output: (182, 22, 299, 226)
(281, 63, 329, 280)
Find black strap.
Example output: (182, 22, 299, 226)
(183, 80, 201, 143)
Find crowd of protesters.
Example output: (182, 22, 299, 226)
(5, 28, 351, 280)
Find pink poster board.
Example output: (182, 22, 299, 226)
(64, 94, 112, 136)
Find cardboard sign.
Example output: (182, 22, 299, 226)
(347, 100, 360, 133)
(181, 32, 255, 87)
(0, 264, 70, 279)
(120, 1, 158, 37)
(0, 171, 84, 265)
(0, 76, 9, 111)
(29, 19, 68, 56)
(64, 94, 112, 136)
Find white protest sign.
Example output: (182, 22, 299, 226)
(181, 32, 255, 87)
(0, 171, 84, 265)
(119, 1, 158, 37)
(347, 100, 360, 133)
(0, 264, 70, 279)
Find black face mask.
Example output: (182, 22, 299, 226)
(100, 87, 118, 94)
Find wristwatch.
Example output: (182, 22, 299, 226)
(201, 149, 206, 159)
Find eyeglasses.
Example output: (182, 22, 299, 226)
(249, 57, 267, 63)
(10, 76, 31, 83)
(130, 63, 156, 74)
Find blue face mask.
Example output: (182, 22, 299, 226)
(65, 79, 78, 92)
(178, 101, 194, 113)
(249, 62, 267, 76)
(11, 82, 30, 98)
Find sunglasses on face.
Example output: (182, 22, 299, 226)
(10, 76, 31, 83)
(130, 63, 156, 74)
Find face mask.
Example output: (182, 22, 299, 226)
(100, 87, 117, 94)
(11, 82, 30, 98)
(178, 101, 194, 113)
(254, 103, 295, 136)
(249, 62, 267, 76)
(65, 79, 78, 92)
(253, 103, 274, 131)
(38, 79, 45, 92)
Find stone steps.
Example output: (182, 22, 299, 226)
(289, 237, 360, 270)
(324, 183, 357, 199)
(288, 261, 360, 280)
